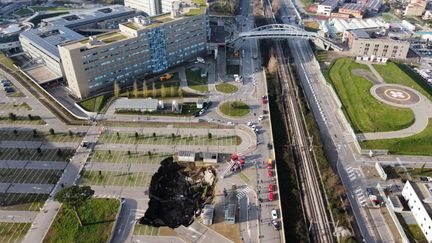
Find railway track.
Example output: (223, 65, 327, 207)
(261, 1, 334, 242)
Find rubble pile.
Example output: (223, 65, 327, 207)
(139, 157, 216, 228)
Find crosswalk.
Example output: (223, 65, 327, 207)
(346, 166, 357, 181)
(354, 187, 367, 207)
(236, 187, 252, 200)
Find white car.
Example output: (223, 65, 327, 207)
(247, 122, 253, 127)
(227, 121, 235, 126)
(271, 209, 278, 220)
(251, 124, 256, 129)
(258, 115, 264, 121)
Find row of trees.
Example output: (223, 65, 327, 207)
(114, 80, 183, 98)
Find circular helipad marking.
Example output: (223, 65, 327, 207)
(384, 89, 411, 101)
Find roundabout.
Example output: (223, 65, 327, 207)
(372, 84, 420, 107)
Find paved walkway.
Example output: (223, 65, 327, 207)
(358, 84, 432, 140)
(0, 210, 37, 223)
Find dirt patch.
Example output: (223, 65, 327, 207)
(139, 157, 216, 228)
(159, 227, 178, 236)
(352, 69, 381, 84)
(361, 165, 380, 179)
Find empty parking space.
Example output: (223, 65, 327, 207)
(80, 170, 152, 187)
(98, 133, 239, 146)
(89, 150, 171, 164)
(0, 148, 75, 162)
(0, 222, 31, 243)
(0, 168, 62, 184)
(0, 103, 31, 111)
(0, 130, 85, 143)
(0, 193, 48, 211)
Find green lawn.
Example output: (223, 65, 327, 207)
(133, 223, 159, 235)
(328, 58, 415, 133)
(373, 62, 432, 101)
(31, 6, 72, 12)
(361, 119, 432, 155)
(186, 69, 208, 92)
(0, 222, 31, 243)
(219, 101, 250, 117)
(216, 83, 238, 94)
(0, 115, 45, 125)
(44, 198, 119, 243)
(0, 53, 18, 71)
(14, 8, 33, 16)
(78, 94, 113, 112)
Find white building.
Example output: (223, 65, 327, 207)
(402, 181, 432, 242)
(125, 0, 176, 16)
(177, 151, 195, 162)
(317, 0, 339, 16)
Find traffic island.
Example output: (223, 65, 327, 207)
(215, 82, 238, 94)
(218, 101, 250, 117)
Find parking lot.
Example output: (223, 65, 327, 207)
(98, 133, 240, 146)
(0, 168, 62, 184)
(89, 150, 172, 164)
(0, 222, 31, 243)
(80, 170, 152, 187)
(0, 102, 31, 111)
(0, 148, 75, 161)
(0, 130, 85, 143)
(0, 193, 48, 211)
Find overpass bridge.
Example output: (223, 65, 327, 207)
(227, 24, 343, 51)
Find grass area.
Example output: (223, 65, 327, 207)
(89, 150, 171, 164)
(98, 132, 240, 146)
(226, 65, 240, 75)
(215, 83, 238, 93)
(382, 13, 397, 22)
(0, 168, 63, 184)
(0, 222, 31, 243)
(186, 69, 208, 92)
(0, 115, 45, 125)
(14, 8, 33, 16)
(0, 130, 85, 143)
(0, 193, 48, 211)
(303, 20, 320, 32)
(43, 198, 119, 243)
(218, 101, 250, 117)
(115, 102, 201, 116)
(402, 167, 432, 178)
(328, 58, 415, 133)
(361, 119, 432, 155)
(373, 62, 432, 101)
(80, 170, 152, 187)
(133, 223, 159, 235)
(0, 53, 18, 71)
(78, 93, 114, 113)
(397, 213, 428, 243)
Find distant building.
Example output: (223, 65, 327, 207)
(177, 151, 196, 162)
(388, 195, 404, 213)
(338, 3, 366, 18)
(125, 0, 178, 16)
(0, 24, 24, 52)
(203, 152, 218, 163)
(317, 0, 339, 16)
(404, 0, 427, 16)
(59, 0, 208, 99)
(114, 98, 158, 112)
(402, 181, 432, 242)
(346, 28, 410, 59)
(225, 204, 236, 224)
(356, 0, 382, 13)
(201, 204, 214, 225)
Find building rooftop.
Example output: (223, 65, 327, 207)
(410, 182, 432, 215)
(41, 5, 137, 28)
(115, 98, 158, 110)
(20, 26, 85, 62)
(320, 0, 339, 7)
(340, 3, 367, 11)
(350, 28, 370, 38)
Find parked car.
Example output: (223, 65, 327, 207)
(4, 87, 14, 93)
(268, 192, 274, 201)
(267, 170, 272, 178)
(271, 220, 280, 230)
(271, 209, 278, 220)
(268, 184, 273, 192)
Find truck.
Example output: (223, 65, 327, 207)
(160, 73, 172, 81)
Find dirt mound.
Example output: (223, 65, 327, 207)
(139, 157, 215, 228)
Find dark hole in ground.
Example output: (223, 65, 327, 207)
(139, 157, 215, 228)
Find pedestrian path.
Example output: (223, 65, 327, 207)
(236, 186, 252, 200)
(346, 166, 357, 181)
(354, 187, 367, 207)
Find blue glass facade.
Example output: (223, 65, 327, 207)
(148, 27, 168, 73)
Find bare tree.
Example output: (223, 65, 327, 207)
(267, 52, 279, 75)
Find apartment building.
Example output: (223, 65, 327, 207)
(59, 0, 208, 99)
(404, 0, 427, 16)
(402, 181, 432, 242)
(317, 0, 339, 16)
(338, 3, 366, 18)
(125, 0, 177, 16)
(346, 28, 410, 59)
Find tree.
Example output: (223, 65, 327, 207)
(160, 84, 167, 98)
(36, 147, 42, 154)
(28, 114, 33, 120)
(151, 82, 157, 97)
(116, 132, 120, 137)
(152, 132, 156, 138)
(133, 80, 139, 98)
(267, 51, 279, 75)
(127, 150, 131, 156)
(421, 162, 427, 173)
(170, 85, 176, 97)
(142, 80, 149, 98)
(178, 87, 183, 97)
(8, 113, 16, 121)
(208, 132, 212, 139)
(56, 148, 63, 157)
(114, 81, 120, 97)
(135, 132, 139, 139)
(68, 130, 73, 136)
(32, 129, 37, 136)
(49, 128, 55, 135)
(13, 129, 18, 137)
(54, 185, 94, 227)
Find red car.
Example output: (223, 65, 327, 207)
(268, 192, 274, 201)
(267, 170, 273, 178)
(268, 184, 273, 192)
(267, 164, 272, 169)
